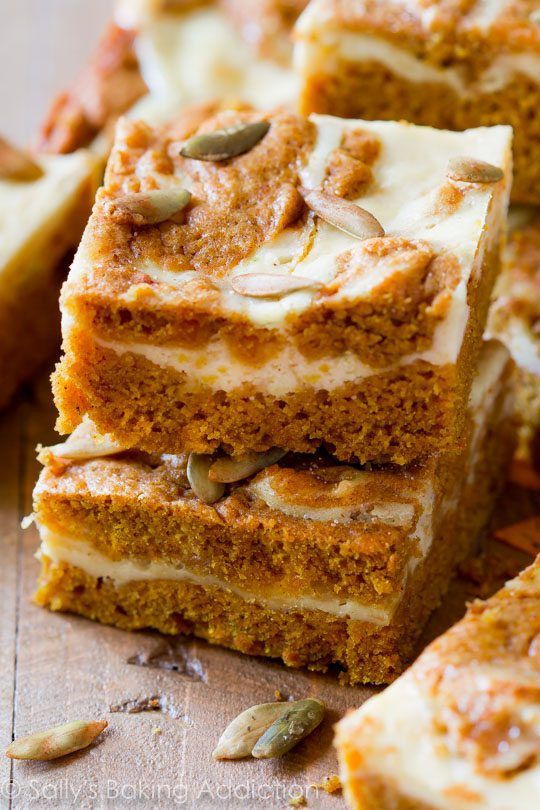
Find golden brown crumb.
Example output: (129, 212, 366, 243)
(311, 774, 342, 794)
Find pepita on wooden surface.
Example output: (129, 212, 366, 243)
(5, 720, 107, 761)
(251, 699, 325, 759)
(213, 698, 325, 760)
(213, 702, 289, 760)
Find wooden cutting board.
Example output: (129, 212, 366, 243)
(0, 370, 535, 810)
(0, 4, 537, 806)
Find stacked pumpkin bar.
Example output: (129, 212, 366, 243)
(33, 105, 515, 684)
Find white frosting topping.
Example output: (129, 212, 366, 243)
(128, 8, 298, 113)
(295, 1, 540, 95)
(337, 672, 540, 810)
(0, 150, 96, 291)
(38, 525, 397, 624)
(67, 116, 510, 394)
(487, 210, 540, 376)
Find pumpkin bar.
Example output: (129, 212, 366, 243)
(488, 208, 540, 460)
(38, 0, 306, 158)
(53, 107, 511, 462)
(0, 142, 99, 410)
(335, 553, 540, 807)
(34, 341, 514, 685)
(114, 0, 304, 117)
(295, 0, 540, 205)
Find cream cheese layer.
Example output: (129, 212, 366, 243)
(0, 150, 97, 292)
(38, 526, 399, 625)
(336, 673, 540, 810)
(67, 116, 511, 394)
(122, 7, 298, 113)
(296, 1, 540, 95)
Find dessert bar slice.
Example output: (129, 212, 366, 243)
(53, 107, 511, 462)
(295, 0, 540, 204)
(38, 0, 306, 156)
(488, 208, 540, 460)
(335, 554, 540, 808)
(114, 0, 303, 117)
(34, 342, 514, 685)
(0, 142, 99, 409)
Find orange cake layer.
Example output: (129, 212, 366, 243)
(0, 148, 99, 410)
(34, 342, 515, 684)
(295, 0, 540, 204)
(488, 207, 540, 460)
(335, 554, 540, 808)
(53, 107, 511, 461)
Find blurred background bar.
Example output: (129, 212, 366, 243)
(0, 0, 110, 144)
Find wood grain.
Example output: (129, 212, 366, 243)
(0, 403, 23, 796)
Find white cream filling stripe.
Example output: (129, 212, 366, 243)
(295, 7, 540, 95)
(88, 294, 466, 395)
(38, 526, 397, 625)
(337, 672, 540, 810)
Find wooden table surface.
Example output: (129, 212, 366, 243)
(0, 2, 538, 808)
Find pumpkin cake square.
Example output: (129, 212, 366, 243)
(53, 106, 511, 462)
(335, 553, 540, 808)
(488, 207, 540, 460)
(34, 341, 514, 685)
(295, 0, 540, 205)
(0, 142, 99, 410)
(38, 0, 307, 157)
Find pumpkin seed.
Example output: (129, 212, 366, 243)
(105, 187, 191, 226)
(187, 453, 225, 504)
(0, 136, 43, 182)
(300, 187, 384, 240)
(180, 121, 270, 162)
(39, 419, 124, 462)
(213, 702, 289, 760)
(230, 273, 321, 298)
(447, 157, 504, 184)
(251, 698, 325, 758)
(209, 448, 286, 483)
(6, 720, 107, 761)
